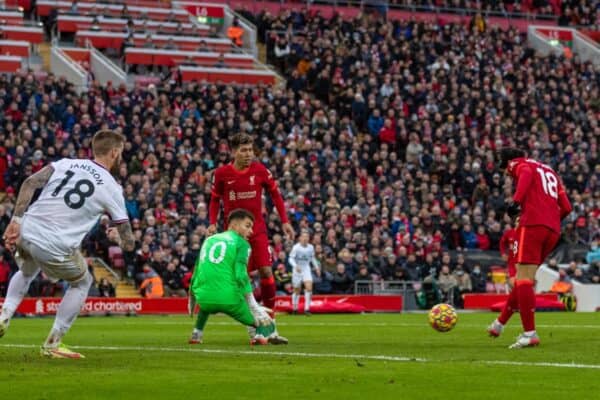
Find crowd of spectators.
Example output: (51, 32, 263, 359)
(0, 7, 599, 303)
(389, 0, 597, 20)
(300, 0, 599, 26)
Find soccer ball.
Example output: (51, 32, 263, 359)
(428, 303, 458, 332)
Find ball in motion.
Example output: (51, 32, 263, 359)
(428, 303, 458, 332)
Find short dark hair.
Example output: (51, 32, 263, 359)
(497, 147, 526, 169)
(92, 130, 125, 157)
(230, 133, 254, 150)
(228, 208, 255, 224)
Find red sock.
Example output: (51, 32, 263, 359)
(516, 279, 536, 332)
(260, 276, 276, 309)
(498, 287, 519, 325)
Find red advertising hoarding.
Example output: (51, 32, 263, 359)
(0, 295, 403, 315)
(463, 293, 559, 310)
(275, 295, 403, 313)
(0, 297, 188, 315)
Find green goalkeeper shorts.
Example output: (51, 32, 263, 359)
(198, 301, 255, 326)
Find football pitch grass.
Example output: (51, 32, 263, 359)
(1, 312, 599, 399)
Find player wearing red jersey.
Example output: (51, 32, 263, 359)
(488, 148, 572, 349)
(499, 219, 519, 287)
(489, 218, 518, 335)
(208, 133, 295, 344)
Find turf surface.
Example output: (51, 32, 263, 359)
(1, 312, 599, 399)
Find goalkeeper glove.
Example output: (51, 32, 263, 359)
(254, 307, 273, 327)
(245, 293, 273, 327)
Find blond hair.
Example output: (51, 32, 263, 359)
(92, 130, 126, 157)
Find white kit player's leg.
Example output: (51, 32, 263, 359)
(304, 290, 312, 315)
(292, 291, 300, 313)
(43, 271, 93, 351)
(0, 242, 41, 338)
(291, 273, 302, 314)
(0, 269, 40, 337)
(302, 267, 313, 315)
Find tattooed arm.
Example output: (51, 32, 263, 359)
(2, 165, 54, 246)
(111, 222, 136, 252)
(13, 165, 54, 218)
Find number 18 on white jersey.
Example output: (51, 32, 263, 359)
(21, 158, 128, 256)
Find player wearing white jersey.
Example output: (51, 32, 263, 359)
(289, 231, 319, 315)
(0, 130, 136, 359)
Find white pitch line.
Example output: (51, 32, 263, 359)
(0, 343, 424, 363)
(479, 360, 600, 369)
(92, 321, 600, 329)
(1, 343, 600, 370)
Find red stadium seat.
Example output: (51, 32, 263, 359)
(0, 55, 21, 73)
(36, 0, 189, 22)
(108, 246, 125, 270)
(179, 66, 276, 85)
(124, 48, 254, 69)
(0, 40, 30, 57)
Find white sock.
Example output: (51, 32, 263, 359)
(495, 319, 503, 326)
(304, 291, 312, 312)
(0, 270, 40, 321)
(524, 330, 536, 336)
(44, 272, 92, 348)
(292, 292, 299, 311)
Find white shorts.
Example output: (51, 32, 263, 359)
(292, 267, 313, 288)
(16, 238, 88, 283)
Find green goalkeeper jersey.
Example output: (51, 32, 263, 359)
(191, 230, 253, 305)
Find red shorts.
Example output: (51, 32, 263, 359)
(515, 225, 560, 266)
(247, 233, 272, 272)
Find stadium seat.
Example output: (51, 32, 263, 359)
(0, 40, 30, 57)
(108, 246, 125, 270)
(179, 66, 276, 85)
(0, 55, 22, 73)
(75, 31, 233, 52)
(57, 15, 203, 36)
(124, 48, 254, 68)
(36, 0, 190, 22)
(0, 10, 24, 26)
(0, 26, 44, 44)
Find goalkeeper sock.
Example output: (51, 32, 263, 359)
(260, 276, 276, 309)
(304, 291, 312, 312)
(516, 279, 536, 332)
(498, 287, 519, 325)
(195, 311, 209, 331)
(292, 292, 299, 311)
(45, 272, 93, 348)
(1, 270, 39, 321)
(256, 323, 275, 338)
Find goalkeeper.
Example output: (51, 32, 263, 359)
(188, 209, 283, 345)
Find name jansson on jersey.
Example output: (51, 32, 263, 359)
(70, 163, 105, 185)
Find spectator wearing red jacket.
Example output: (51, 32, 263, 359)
(378, 118, 396, 144)
(476, 226, 491, 250)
